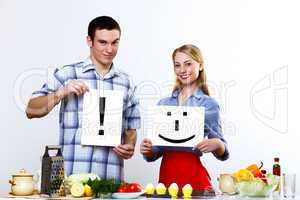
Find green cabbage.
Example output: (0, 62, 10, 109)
(65, 173, 100, 187)
(237, 176, 278, 197)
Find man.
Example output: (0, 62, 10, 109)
(26, 16, 140, 181)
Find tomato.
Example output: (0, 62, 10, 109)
(118, 182, 142, 193)
(128, 183, 142, 192)
(117, 185, 128, 193)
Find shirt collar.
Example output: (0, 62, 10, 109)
(82, 57, 94, 72)
(82, 57, 121, 78)
(171, 88, 205, 100)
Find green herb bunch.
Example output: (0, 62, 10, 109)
(86, 178, 120, 197)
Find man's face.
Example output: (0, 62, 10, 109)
(87, 29, 120, 67)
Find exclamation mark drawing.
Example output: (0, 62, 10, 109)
(175, 120, 179, 131)
(99, 97, 106, 135)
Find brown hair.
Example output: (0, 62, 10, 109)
(88, 16, 121, 41)
(172, 44, 210, 96)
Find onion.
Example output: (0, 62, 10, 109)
(219, 174, 237, 194)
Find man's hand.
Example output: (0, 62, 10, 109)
(58, 80, 89, 98)
(26, 80, 89, 119)
(113, 129, 137, 160)
(113, 144, 135, 159)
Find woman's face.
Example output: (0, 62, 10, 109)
(173, 52, 202, 86)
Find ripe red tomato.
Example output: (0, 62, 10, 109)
(117, 185, 127, 193)
(128, 183, 142, 192)
(118, 182, 142, 193)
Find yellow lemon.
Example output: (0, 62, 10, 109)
(84, 184, 93, 197)
(70, 183, 84, 197)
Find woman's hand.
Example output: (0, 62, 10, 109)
(140, 139, 155, 159)
(193, 138, 225, 156)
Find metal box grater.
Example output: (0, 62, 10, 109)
(40, 145, 65, 197)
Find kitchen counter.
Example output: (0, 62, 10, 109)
(0, 194, 297, 200)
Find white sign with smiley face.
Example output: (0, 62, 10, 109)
(144, 106, 205, 147)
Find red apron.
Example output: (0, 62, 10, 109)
(159, 151, 213, 191)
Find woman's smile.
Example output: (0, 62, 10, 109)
(179, 74, 191, 80)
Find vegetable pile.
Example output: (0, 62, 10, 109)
(64, 173, 143, 198)
(232, 163, 279, 197)
(64, 173, 120, 197)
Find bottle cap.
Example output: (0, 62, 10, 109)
(274, 157, 279, 162)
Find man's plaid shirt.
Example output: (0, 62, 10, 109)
(32, 58, 141, 181)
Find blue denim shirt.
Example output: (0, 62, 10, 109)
(146, 89, 229, 162)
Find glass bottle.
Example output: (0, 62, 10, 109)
(273, 157, 281, 176)
(273, 157, 281, 193)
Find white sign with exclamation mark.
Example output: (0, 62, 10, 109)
(81, 89, 124, 146)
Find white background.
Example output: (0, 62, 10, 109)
(1, 0, 299, 195)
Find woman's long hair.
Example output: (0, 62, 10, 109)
(172, 44, 210, 96)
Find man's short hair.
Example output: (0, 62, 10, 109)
(88, 16, 121, 41)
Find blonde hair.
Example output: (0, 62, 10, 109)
(172, 44, 210, 96)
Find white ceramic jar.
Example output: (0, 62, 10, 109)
(9, 169, 34, 196)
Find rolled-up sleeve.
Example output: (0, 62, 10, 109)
(143, 146, 163, 162)
(31, 67, 65, 99)
(204, 99, 229, 161)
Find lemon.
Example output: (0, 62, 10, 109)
(84, 184, 93, 197)
(233, 169, 254, 182)
(70, 182, 84, 197)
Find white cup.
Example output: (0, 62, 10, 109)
(282, 173, 296, 198)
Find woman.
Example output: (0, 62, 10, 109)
(140, 44, 229, 191)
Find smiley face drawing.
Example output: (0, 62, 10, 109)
(158, 110, 196, 143)
(146, 106, 205, 147)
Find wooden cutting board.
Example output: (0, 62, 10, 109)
(5, 194, 93, 200)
